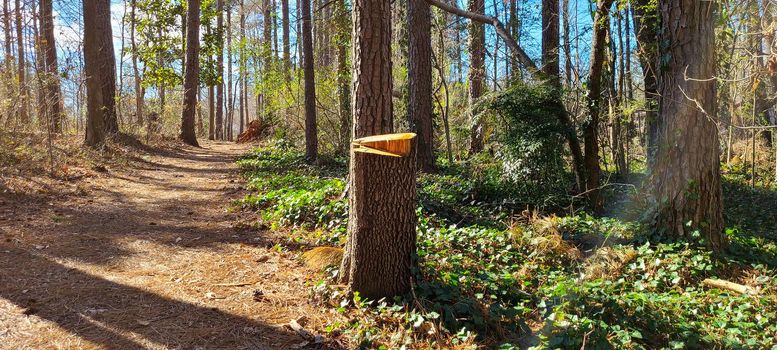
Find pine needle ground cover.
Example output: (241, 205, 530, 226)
(237, 143, 777, 349)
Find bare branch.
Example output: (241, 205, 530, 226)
(424, 0, 539, 75)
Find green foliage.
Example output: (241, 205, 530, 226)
(133, 0, 185, 89)
(236, 141, 348, 243)
(536, 242, 777, 349)
(483, 82, 573, 194)
(236, 145, 777, 349)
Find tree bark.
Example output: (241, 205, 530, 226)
(83, 0, 118, 146)
(239, 0, 246, 135)
(582, 0, 613, 212)
(208, 85, 215, 139)
(336, 0, 350, 153)
(180, 0, 200, 146)
(468, 0, 485, 155)
(39, 0, 62, 133)
(541, 0, 560, 86)
(649, 0, 726, 251)
(14, 0, 27, 124)
(130, 0, 143, 126)
(408, 0, 435, 172)
(281, 0, 290, 75)
(3, 0, 11, 123)
(340, 0, 417, 300)
(631, 0, 659, 166)
(216, 0, 224, 140)
(226, 6, 233, 141)
(302, 0, 317, 160)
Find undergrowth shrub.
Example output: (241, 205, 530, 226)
(236, 143, 777, 349)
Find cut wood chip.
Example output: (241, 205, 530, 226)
(213, 282, 254, 287)
(289, 319, 313, 339)
(702, 278, 758, 295)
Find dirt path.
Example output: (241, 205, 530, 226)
(0, 142, 341, 349)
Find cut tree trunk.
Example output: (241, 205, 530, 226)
(339, 0, 418, 300)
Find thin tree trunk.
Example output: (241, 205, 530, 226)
(39, 0, 61, 133)
(216, 0, 224, 140)
(83, 0, 118, 146)
(302, 0, 317, 160)
(408, 0, 435, 172)
(3, 0, 12, 123)
(468, 0, 485, 155)
(582, 0, 613, 212)
(239, 0, 246, 134)
(209, 85, 215, 139)
(15, 0, 27, 124)
(562, 0, 571, 86)
(631, 0, 659, 167)
(130, 0, 143, 126)
(180, 0, 200, 146)
(227, 6, 233, 141)
(281, 0, 290, 75)
(33, 0, 45, 127)
(336, 0, 350, 153)
(541, 0, 560, 85)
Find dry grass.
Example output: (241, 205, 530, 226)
(582, 246, 638, 281)
(301, 247, 344, 271)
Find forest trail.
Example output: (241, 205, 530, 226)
(0, 141, 341, 349)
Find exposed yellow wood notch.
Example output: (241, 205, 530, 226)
(352, 133, 416, 157)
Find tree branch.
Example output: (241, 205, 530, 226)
(424, 0, 539, 74)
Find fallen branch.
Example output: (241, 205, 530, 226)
(702, 278, 757, 295)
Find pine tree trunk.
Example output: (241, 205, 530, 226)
(302, 0, 317, 160)
(562, 0, 571, 86)
(3, 0, 12, 123)
(83, 0, 118, 146)
(15, 0, 27, 124)
(408, 0, 435, 172)
(180, 0, 200, 146)
(216, 0, 224, 140)
(336, 0, 350, 153)
(541, 0, 560, 85)
(208, 85, 215, 139)
(468, 0, 485, 155)
(130, 0, 143, 126)
(226, 6, 233, 141)
(239, 0, 246, 134)
(281, 0, 290, 75)
(340, 0, 417, 300)
(649, 0, 726, 251)
(39, 0, 62, 133)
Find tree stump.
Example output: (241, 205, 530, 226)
(340, 133, 417, 300)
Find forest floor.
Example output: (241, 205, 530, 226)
(0, 139, 346, 349)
